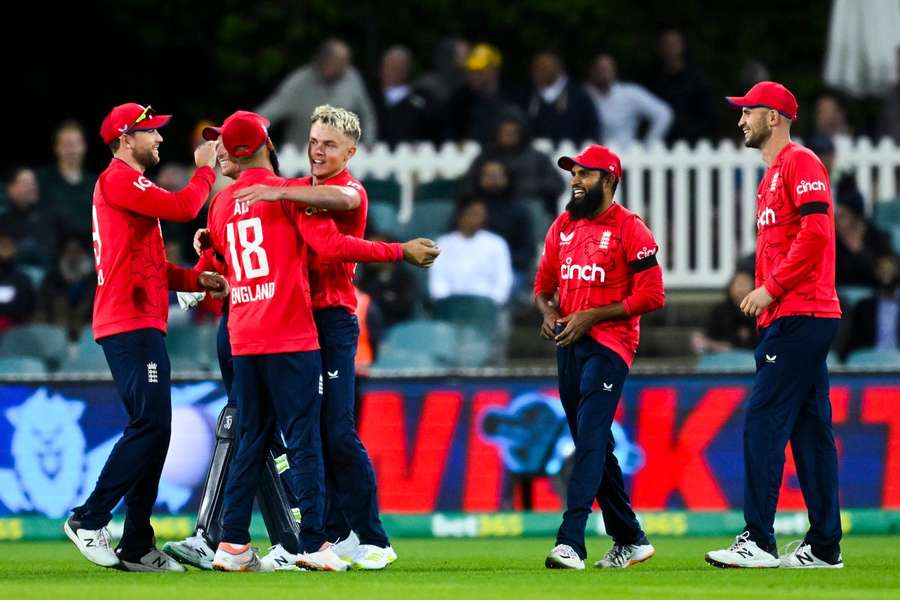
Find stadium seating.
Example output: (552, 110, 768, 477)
(433, 295, 499, 333)
(0, 323, 69, 369)
(415, 178, 457, 202)
(696, 350, 756, 372)
(379, 319, 457, 367)
(522, 197, 553, 250)
(58, 336, 109, 374)
(837, 286, 873, 309)
(0, 356, 48, 376)
(361, 176, 401, 206)
(368, 200, 400, 235)
(845, 349, 900, 369)
(874, 199, 900, 225)
(167, 323, 218, 372)
(402, 198, 455, 240)
(889, 225, 900, 254)
(371, 347, 442, 371)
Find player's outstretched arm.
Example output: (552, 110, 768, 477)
(235, 184, 360, 211)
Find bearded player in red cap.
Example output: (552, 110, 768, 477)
(705, 82, 843, 569)
(202, 111, 437, 572)
(536, 144, 665, 570)
(64, 103, 228, 572)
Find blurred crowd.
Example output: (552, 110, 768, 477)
(3, 31, 900, 367)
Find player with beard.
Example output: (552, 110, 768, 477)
(705, 82, 843, 569)
(534, 144, 665, 570)
(65, 103, 228, 572)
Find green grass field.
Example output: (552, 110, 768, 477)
(1, 536, 899, 599)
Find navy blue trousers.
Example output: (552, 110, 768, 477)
(315, 308, 389, 547)
(744, 316, 841, 551)
(220, 351, 325, 552)
(555, 334, 645, 559)
(74, 328, 171, 552)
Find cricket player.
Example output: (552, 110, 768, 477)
(705, 82, 843, 569)
(203, 111, 436, 572)
(535, 144, 665, 570)
(234, 105, 397, 569)
(162, 141, 306, 571)
(64, 103, 228, 571)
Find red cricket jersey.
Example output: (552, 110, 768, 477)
(91, 159, 215, 340)
(755, 142, 841, 329)
(534, 203, 665, 367)
(290, 169, 368, 313)
(206, 168, 402, 356)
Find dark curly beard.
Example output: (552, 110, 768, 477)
(565, 182, 605, 220)
(133, 145, 159, 169)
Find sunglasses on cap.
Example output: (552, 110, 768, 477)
(123, 105, 155, 135)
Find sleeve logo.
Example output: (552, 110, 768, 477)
(636, 246, 657, 260)
(796, 180, 826, 195)
(132, 176, 153, 192)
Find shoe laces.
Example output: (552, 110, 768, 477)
(605, 544, 633, 565)
(728, 531, 752, 552)
(98, 528, 112, 549)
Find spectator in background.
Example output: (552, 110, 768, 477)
(415, 36, 469, 111)
(37, 235, 94, 340)
(878, 47, 900, 144)
(835, 183, 894, 286)
(584, 53, 672, 148)
(0, 167, 57, 270)
(257, 38, 378, 148)
(652, 29, 715, 144)
(375, 45, 431, 146)
(0, 234, 36, 333)
(446, 43, 520, 145)
(457, 110, 564, 216)
(429, 198, 513, 305)
(466, 158, 535, 276)
(525, 50, 598, 145)
(691, 270, 759, 354)
(813, 93, 851, 138)
(738, 59, 770, 91)
(37, 120, 96, 239)
(838, 254, 900, 360)
(356, 231, 421, 327)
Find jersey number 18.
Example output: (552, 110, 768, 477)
(226, 217, 270, 281)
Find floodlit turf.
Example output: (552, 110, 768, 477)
(1, 536, 898, 599)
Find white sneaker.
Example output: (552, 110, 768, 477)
(594, 543, 655, 568)
(259, 544, 300, 572)
(162, 533, 216, 570)
(212, 542, 261, 572)
(545, 544, 585, 570)
(296, 543, 350, 572)
(333, 531, 360, 563)
(352, 544, 393, 570)
(64, 517, 120, 568)
(705, 532, 780, 568)
(116, 547, 186, 572)
(779, 541, 844, 569)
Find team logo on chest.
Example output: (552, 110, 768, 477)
(769, 172, 779, 192)
(560, 231, 574, 245)
(599, 230, 611, 250)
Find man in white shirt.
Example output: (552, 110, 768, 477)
(429, 198, 513, 305)
(585, 54, 673, 148)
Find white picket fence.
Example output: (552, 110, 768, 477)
(277, 136, 900, 288)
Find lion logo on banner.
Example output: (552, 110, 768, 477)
(0, 388, 87, 517)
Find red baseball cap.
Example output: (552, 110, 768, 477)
(557, 144, 622, 178)
(203, 111, 270, 157)
(99, 103, 171, 144)
(726, 81, 799, 121)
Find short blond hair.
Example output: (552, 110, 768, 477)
(310, 104, 361, 143)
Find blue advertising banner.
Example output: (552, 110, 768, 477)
(0, 375, 898, 521)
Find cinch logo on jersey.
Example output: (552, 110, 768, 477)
(757, 207, 776, 229)
(560, 257, 606, 282)
(636, 246, 657, 260)
(231, 282, 276, 305)
(796, 180, 826, 195)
